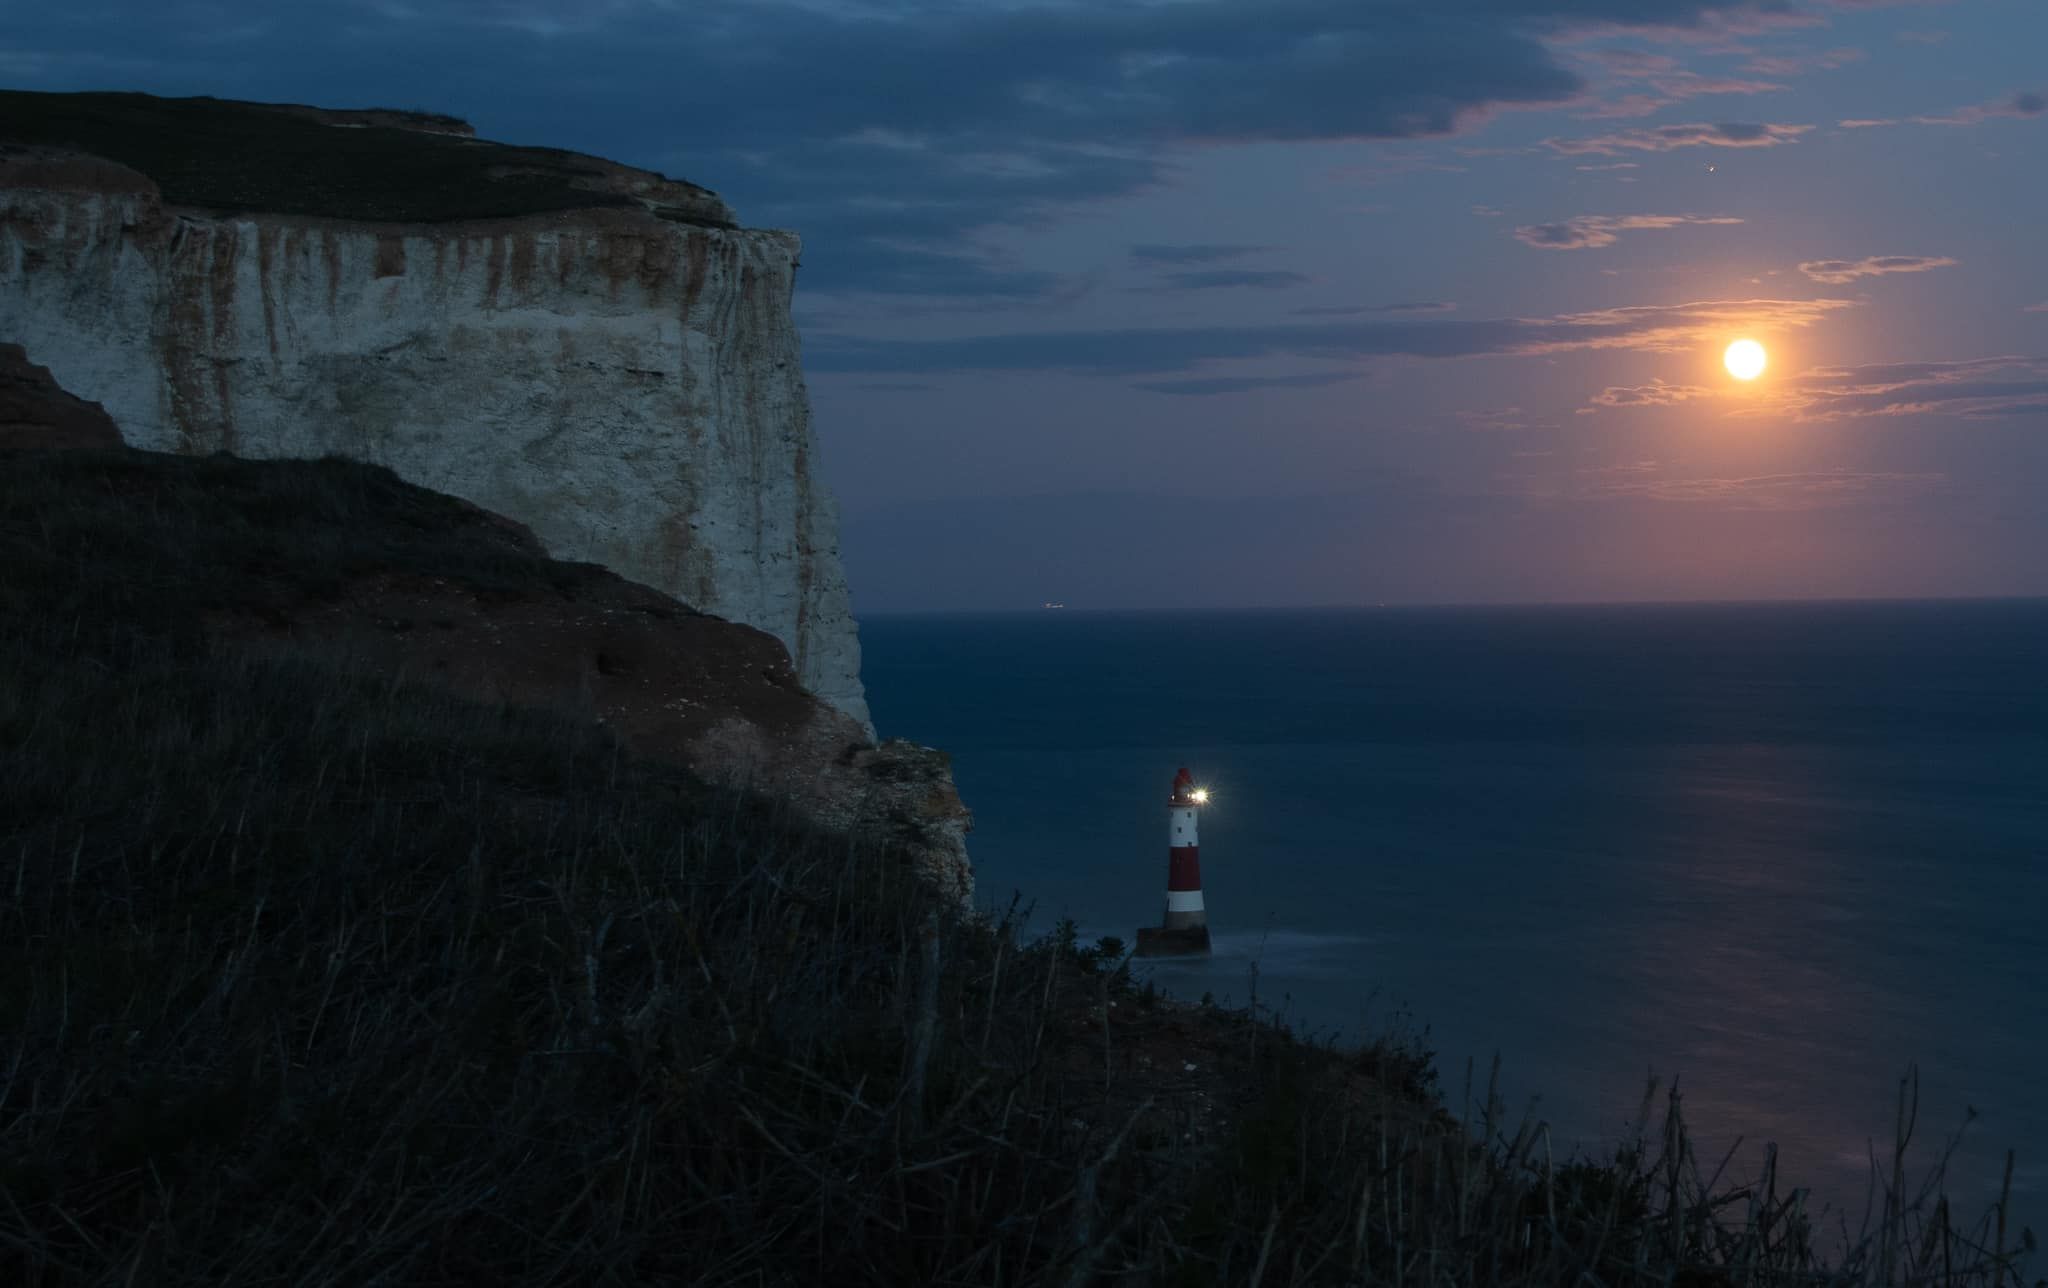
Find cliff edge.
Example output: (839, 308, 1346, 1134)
(0, 89, 871, 731)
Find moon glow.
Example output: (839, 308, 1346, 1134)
(1724, 339, 1767, 381)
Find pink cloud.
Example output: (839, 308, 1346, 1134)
(1577, 93, 1673, 120)
(1579, 379, 1715, 412)
(1518, 296, 1858, 356)
(1796, 255, 1958, 284)
(1912, 89, 2048, 126)
(1516, 213, 1744, 250)
(1781, 357, 2048, 421)
(1744, 47, 1864, 75)
(1544, 121, 1813, 155)
(1585, 470, 1946, 510)
(1571, 53, 1785, 119)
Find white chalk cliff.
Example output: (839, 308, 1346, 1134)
(0, 96, 870, 732)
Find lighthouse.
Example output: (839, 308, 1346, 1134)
(1135, 767, 1212, 957)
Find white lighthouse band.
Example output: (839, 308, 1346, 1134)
(1163, 800, 1206, 930)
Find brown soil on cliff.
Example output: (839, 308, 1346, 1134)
(0, 430, 970, 891)
(0, 89, 734, 227)
(0, 379, 763, 728)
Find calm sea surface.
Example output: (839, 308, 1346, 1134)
(860, 601, 2048, 1249)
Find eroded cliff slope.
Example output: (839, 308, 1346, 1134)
(1, 346, 971, 900)
(0, 90, 870, 730)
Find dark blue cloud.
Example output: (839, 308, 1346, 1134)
(1293, 301, 1458, 315)
(5, 0, 1808, 298)
(806, 296, 1854, 376)
(1130, 243, 1269, 264)
(1787, 359, 2048, 420)
(1911, 88, 2048, 125)
(1138, 269, 1313, 292)
(1131, 371, 1363, 395)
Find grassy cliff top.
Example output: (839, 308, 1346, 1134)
(0, 89, 734, 227)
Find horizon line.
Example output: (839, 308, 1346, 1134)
(857, 592, 2048, 618)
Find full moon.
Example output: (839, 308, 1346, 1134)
(1724, 338, 1767, 380)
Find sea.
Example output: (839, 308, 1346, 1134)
(859, 599, 2048, 1253)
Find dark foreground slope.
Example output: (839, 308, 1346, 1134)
(2, 446, 2035, 1282)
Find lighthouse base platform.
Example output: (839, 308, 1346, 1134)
(1134, 925, 1211, 958)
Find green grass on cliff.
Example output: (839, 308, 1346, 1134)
(0, 90, 732, 227)
(1, 444, 2039, 1286)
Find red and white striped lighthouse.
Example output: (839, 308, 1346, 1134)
(1135, 767, 1212, 957)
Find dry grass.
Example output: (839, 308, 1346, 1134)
(1, 445, 2039, 1285)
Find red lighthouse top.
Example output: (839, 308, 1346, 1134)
(1170, 767, 1198, 804)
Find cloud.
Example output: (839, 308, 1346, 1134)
(1567, 44, 1791, 118)
(1912, 90, 2048, 126)
(1580, 378, 1714, 411)
(1640, 72, 1790, 97)
(1837, 118, 1896, 128)
(1782, 357, 2048, 420)
(1455, 405, 1544, 431)
(1585, 470, 1947, 510)
(1130, 243, 1267, 266)
(1573, 68, 1786, 119)
(1131, 371, 1363, 396)
(1514, 213, 1743, 249)
(2, 0, 1853, 301)
(1138, 269, 1312, 292)
(1581, 49, 1682, 75)
(2026, 302, 2048, 314)
(1329, 154, 1471, 185)
(1742, 46, 1864, 75)
(1544, 121, 1814, 154)
(1796, 254, 1958, 284)
(1574, 93, 1679, 120)
(1574, 162, 1641, 170)
(1292, 301, 1457, 316)
(1579, 459, 1662, 477)
(804, 296, 1857, 376)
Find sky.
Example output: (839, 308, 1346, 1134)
(8, 0, 2047, 611)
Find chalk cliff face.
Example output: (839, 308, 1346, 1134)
(0, 93, 870, 731)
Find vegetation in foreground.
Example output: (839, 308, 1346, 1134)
(1, 446, 2039, 1285)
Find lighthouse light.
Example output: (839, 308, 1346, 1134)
(1191, 788, 1209, 804)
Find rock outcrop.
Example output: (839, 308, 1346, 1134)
(0, 341, 123, 450)
(0, 90, 869, 731)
